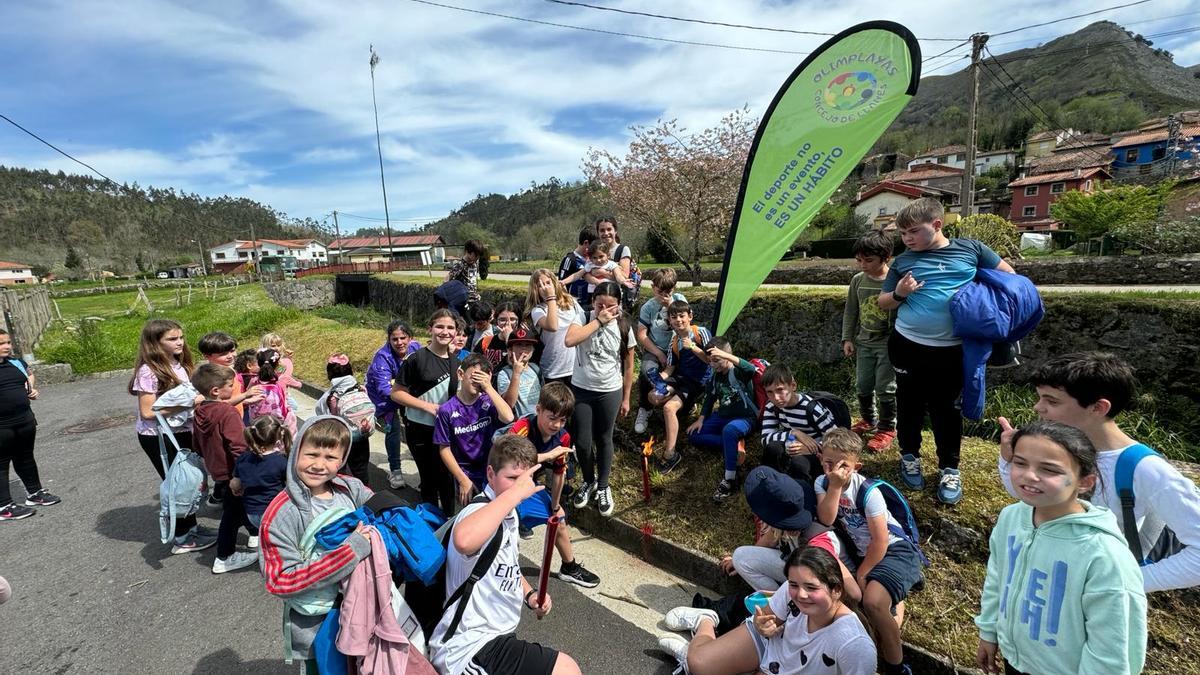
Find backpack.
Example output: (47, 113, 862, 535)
(819, 474, 930, 568)
(668, 325, 709, 361)
(331, 386, 376, 438)
(805, 391, 852, 429)
(250, 382, 290, 422)
(155, 413, 209, 544)
(614, 244, 641, 310)
(1115, 444, 1186, 565)
(7, 358, 28, 379)
(728, 357, 771, 421)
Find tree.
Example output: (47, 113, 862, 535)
(583, 107, 757, 286)
(1050, 182, 1173, 240)
(945, 214, 1021, 259)
(64, 246, 82, 271)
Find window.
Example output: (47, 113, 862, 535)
(955, 153, 965, 162)
(937, 156, 947, 164)
(878, 207, 887, 216)
(1024, 185, 1039, 196)
(1151, 146, 1166, 161)
(1124, 148, 1138, 163)
(1139, 164, 1152, 175)
(1084, 179, 1093, 191)
(1050, 182, 1065, 194)
(215, 252, 226, 260)
(1023, 205, 1037, 217)
(238, 251, 247, 259)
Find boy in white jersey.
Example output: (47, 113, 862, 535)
(428, 435, 582, 675)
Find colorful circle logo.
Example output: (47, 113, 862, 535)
(823, 71, 877, 111)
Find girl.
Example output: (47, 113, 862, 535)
(445, 239, 488, 304)
(129, 319, 209, 553)
(563, 280, 634, 517)
(976, 421, 1147, 675)
(261, 333, 303, 409)
(233, 348, 260, 424)
(595, 217, 633, 284)
(232, 415, 291, 537)
(0, 329, 59, 521)
(365, 320, 420, 489)
(392, 309, 459, 513)
(660, 547, 877, 675)
(526, 268, 583, 386)
(475, 300, 520, 371)
(316, 353, 372, 486)
(249, 349, 298, 435)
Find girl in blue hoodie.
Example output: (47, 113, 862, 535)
(976, 421, 1146, 675)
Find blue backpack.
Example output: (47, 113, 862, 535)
(820, 475, 929, 567)
(155, 413, 209, 543)
(1115, 444, 1185, 565)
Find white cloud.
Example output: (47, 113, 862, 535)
(295, 146, 363, 164)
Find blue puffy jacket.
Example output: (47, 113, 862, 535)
(951, 268, 1044, 420)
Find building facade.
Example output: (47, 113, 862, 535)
(0, 261, 36, 285)
(1007, 167, 1110, 231)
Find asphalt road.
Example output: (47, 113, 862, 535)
(0, 376, 682, 674)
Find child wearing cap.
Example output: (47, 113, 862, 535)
(496, 324, 542, 419)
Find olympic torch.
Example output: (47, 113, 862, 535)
(536, 452, 568, 613)
(641, 437, 655, 503)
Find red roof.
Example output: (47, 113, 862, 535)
(855, 180, 952, 204)
(1112, 124, 1200, 149)
(231, 238, 315, 250)
(1008, 167, 1110, 187)
(0, 261, 31, 271)
(328, 235, 444, 249)
(885, 164, 964, 182)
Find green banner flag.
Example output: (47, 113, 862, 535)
(712, 21, 920, 335)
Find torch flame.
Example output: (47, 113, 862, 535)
(641, 436, 655, 457)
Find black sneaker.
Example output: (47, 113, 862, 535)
(519, 525, 535, 540)
(24, 489, 61, 507)
(555, 560, 600, 588)
(656, 452, 683, 475)
(712, 478, 739, 503)
(0, 502, 35, 521)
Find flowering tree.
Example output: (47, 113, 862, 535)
(582, 108, 757, 286)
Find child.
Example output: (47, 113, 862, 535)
(198, 332, 263, 419)
(261, 332, 303, 392)
(393, 309, 460, 513)
(445, 238, 487, 304)
(633, 268, 687, 434)
(527, 269, 584, 386)
(878, 198, 1015, 505)
(248, 349, 297, 435)
(233, 349, 261, 398)
(496, 325, 541, 418)
(658, 547, 876, 675)
(427, 434, 582, 675)
(558, 227, 596, 311)
(467, 300, 494, 352)
(190, 363, 258, 574)
(260, 416, 375, 667)
(232, 415, 291, 544)
(759, 365, 838, 483)
(815, 429, 923, 675)
(435, 354, 515, 509)
(0, 328, 58, 521)
(841, 231, 897, 452)
(976, 421, 1146, 675)
(998, 351, 1200, 592)
(562, 241, 625, 295)
(651, 300, 711, 475)
(686, 336, 760, 503)
(451, 317, 471, 362)
(366, 320, 421, 489)
(507, 381, 600, 587)
(476, 301, 520, 371)
(316, 353, 372, 487)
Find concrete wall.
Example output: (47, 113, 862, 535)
(262, 278, 335, 310)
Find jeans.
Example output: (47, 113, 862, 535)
(688, 414, 754, 472)
(888, 331, 964, 470)
(570, 386, 622, 489)
(138, 432, 196, 538)
(0, 418, 40, 505)
(381, 414, 404, 472)
(855, 342, 897, 430)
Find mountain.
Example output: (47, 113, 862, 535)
(879, 21, 1200, 154)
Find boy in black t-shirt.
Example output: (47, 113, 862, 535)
(558, 227, 596, 312)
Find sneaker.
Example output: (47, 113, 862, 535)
(0, 502, 35, 521)
(212, 550, 258, 574)
(657, 634, 689, 672)
(634, 408, 652, 434)
(898, 453, 925, 490)
(247, 536, 259, 549)
(712, 478, 738, 503)
(519, 525, 535, 540)
(656, 452, 683, 475)
(596, 486, 614, 517)
(850, 419, 876, 435)
(24, 489, 61, 507)
(866, 429, 897, 453)
(937, 468, 963, 505)
(555, 560, 600, 588)
(192, 524, 218, 538)
(206, 493, 223, 507)
(388, 469, 406, 489)
(663, 606, 719, 633)
(572, 481, 595, 509)
(171, 533, 217, 555)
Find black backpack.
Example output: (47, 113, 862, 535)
(806, 391, 852, 428)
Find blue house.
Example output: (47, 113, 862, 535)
(1110, 121, 1199, 179)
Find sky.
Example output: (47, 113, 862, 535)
(1, 0, 1198, 234)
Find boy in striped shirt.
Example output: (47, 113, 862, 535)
(760, 364, 837, 483)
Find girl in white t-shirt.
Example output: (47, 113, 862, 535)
(660, 547, 877, 675)
(525, 268, 582, 385)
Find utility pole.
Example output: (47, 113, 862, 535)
(332, 210, 343, 265)
(1166, 114, 1182, 178)
(249, 220, 259, 281)
(369, 45, 395, 260)
(961, 33, 989, 217)
(192, 238, 206, 276)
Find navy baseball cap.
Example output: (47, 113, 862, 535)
(743, 466, 814, 531)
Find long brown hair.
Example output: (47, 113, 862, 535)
(128, 319, 194, 396)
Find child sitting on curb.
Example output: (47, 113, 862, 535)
(686, 337, 761, 503)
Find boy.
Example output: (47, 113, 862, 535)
(686, 336, 760, 502)
(816, 429, 923, 675)
(497, 324, 541, 418)
(878, 198, 1014, 505)
(452, 316, 470, 362)
(558, 227, 596, 311)
(842, 230, 898, 452)
(190, 363, 257, 574)
(759, 364, 837, 483)
(562, 241, 626, 295)
(652, 300, 711, 474)
(198, 331, 263, 419)
(261, 416, 374, 665)
(428, 434, 582, 675)
(468, 300, 495, 352)
(507, 381, 601, 587)
(634, 268, 687, 434)
(435, 354, 515, 509)
(998, 352, 1200, 592)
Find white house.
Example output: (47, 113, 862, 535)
(327, 235, 446, 266)
(973, 149, 1017, 175)
(853, 181, 957, 228)
(906, 145, 967, 171)
(208, 239, 327, 267)
(0, 261, 36, 285)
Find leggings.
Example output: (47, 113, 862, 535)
(346, 435, 371, 488)
(405, 420, 454, 514)
(0, 418, 41, 505)
(570, 386, 622, 489)
(215, 484, 252, 559)
(887, 331, 964, 470)
(138, 432, 197, 538)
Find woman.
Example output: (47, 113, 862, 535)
(595, 217, 632, 285)
(365, 320, 420, 489)
(445, 239, 488, 304)
(0, 329, 59, 521)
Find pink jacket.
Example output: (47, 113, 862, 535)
(337, 530, 436, 675)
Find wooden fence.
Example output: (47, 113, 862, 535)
(295, 260, 423, 278)
(1, 286, 53, 358)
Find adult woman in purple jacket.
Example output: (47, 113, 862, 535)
(365, 320, 420, 489)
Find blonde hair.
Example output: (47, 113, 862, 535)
(821, 428, 862, 458)
(894, 197, 944, 230)
(260, 332, 294, 358)
(524, 268, 575, 320)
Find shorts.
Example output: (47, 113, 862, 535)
(515, 490, 564, 531)
(744, 620, 786, 675)
(666, 376, 704, 412)
(864, 539, 924, 606)
(470, 633, 558, 675)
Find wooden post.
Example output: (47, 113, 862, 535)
(54, 299, 63, 321)
(960, 33, 989, 217)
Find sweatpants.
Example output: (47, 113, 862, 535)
(855, 342, 897, 430)
(137, 432, 197, 538)
(887, 331, 963, 470)
(570, 386, 622, 489)
(346, 435, 371, 487)
(0, 418, 41, 505)
(688, 413, 755, 473)
(405, 420, 454, 513)
(215, 484, 251, 559)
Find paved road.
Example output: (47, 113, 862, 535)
(0, 376, 697, 674)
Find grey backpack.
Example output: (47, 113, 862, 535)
(156, 413, 209, 543)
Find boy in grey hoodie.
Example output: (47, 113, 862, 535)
(259, 415, 374, 664)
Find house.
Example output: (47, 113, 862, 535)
(169, 263, 205, 278)
(1007, 167, 1111, 231)
(854, 152, 912, 183)
(1025, 145, 1113, 176)
(972, 149, 1018, 176)
(343, 247, 392, 263)
(1110, 113, 1200, 181)
(207, 239, 328, 267)
(906, 145, 967, 170)
(1024, 129, 1078, 159)
(326, 234, 446, 266)
(853, 180, 958, 228)
(0, 261, 36, 285)
(882, 163, 965, 194)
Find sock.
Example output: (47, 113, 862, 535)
(724, 469, 737, 481)
(561, 559, 578, 572)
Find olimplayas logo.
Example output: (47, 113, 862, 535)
(812, 51, 896, 124)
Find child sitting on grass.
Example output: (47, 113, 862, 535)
(435, 354, 515, 509)
(840, 230, 897, 452)
(685, 336, 760, 503)
(759, 365, 838, 482)
(651, 300, 711, 475)
(633, 268, 687, 435)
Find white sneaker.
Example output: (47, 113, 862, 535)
(634, 408, 652, 434)
(657, 634, 689, 672)
(212, 550, 259, 574)
(388, 470, 405, 489)
(247, 536, 259, 549)
(596, 486, 614, 517)
(664, 606, 719, 634)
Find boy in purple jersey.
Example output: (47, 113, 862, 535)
(435, 353, 515, 510)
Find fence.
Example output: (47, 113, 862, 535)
(1, 286, 53, 358)
(295, 260, 423, 278)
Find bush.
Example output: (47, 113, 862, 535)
(1050, 182, 1173, 240)
(944, 213, 1020, 258)
(1111, 216, 1200, 255)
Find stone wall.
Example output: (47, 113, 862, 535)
(262, 278, 335, 310)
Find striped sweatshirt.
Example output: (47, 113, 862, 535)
(760, 394, 837, 446)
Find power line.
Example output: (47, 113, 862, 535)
(922, 40, 971, 63)
(990, 0, 1155, 38)
(406, 0, 809, 55)
(0, 112, 119, 186)
(987, 9, 1200, 47)
(924, 54, 970, 76)
(543, 0, 967, 41)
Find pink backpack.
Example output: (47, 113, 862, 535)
(249, 382, 291, 422)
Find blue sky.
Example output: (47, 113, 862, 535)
(2, 0, 1197, 233)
